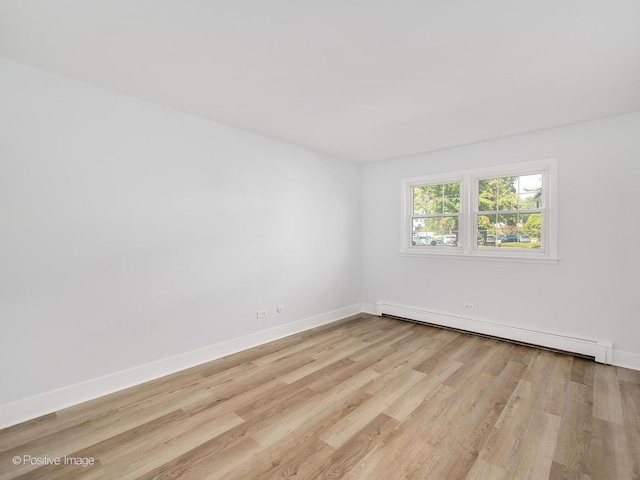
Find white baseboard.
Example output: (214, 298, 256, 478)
(611, 349, 640, 371)
(360, 302, 378, 315)
(375, 301, 613, 365)
(0, 304, 362, 430)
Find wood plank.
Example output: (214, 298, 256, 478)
(593, 363, 625, 425)
(226, 389, 374, 480)
(251, 368, 379, 448)
(320, 368, 424, 448)
(552, 380, 593, 476)
(464, 459, 508, 480)
(590, 417, 633, 480)
(619, 380, 640, 479)
(548, 461, 591, 480)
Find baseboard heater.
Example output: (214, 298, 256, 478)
(375, 301, 612, 364)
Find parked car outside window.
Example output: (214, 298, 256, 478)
(412, 234, 438, 246)
(443, 235, 457, 245)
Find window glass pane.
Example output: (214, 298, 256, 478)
(412, 218, 435, 246)
(413, 186, 429, 215)
(478, 179, 497, 211)
(413, 182, 460, 215)
(476, 213, 543, 248)
(412, 217, 458, 246)
(478, 177, 518, 211)
(516, 174, 542, 194)
(477, 214, 498, 246)
(520, 212, 542, 247)
(517, 174, 542, 209)
(442, 182, 460, 214)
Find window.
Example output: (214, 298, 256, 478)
(401, 158, 558, 263)
(411, 181, 460, 248)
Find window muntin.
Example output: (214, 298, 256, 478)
(401, 159, 557, 262)
(411, 182, 460, 248)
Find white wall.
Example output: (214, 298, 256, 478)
(361, 113, 640, 362)
(0, 58, 361, 407)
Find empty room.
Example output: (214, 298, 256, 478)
(1, 1, 639, 479)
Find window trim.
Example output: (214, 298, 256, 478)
(400, 158, 558, 263)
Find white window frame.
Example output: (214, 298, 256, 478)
(400, 158, 558, 263)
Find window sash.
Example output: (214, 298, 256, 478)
(408, 178, 464, 251)
(473, 211, 546, 252)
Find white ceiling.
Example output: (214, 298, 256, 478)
(1, 1, 639, 162)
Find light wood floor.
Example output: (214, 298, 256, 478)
(1, 314, 639, 479)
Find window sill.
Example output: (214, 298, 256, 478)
(398, 250, 559, 264)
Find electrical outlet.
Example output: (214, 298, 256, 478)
(464, 303, 474, 310)
(257, 310, 267, 319)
